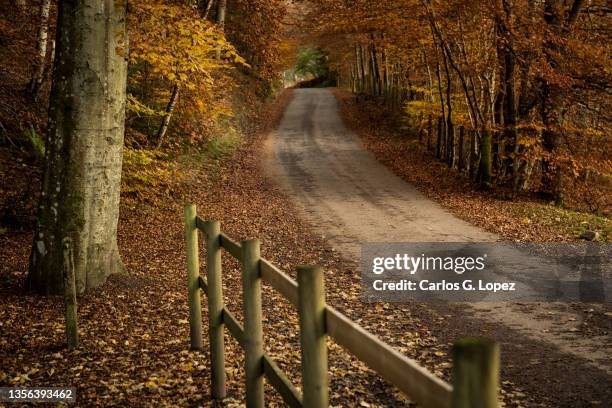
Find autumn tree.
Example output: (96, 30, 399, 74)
(27, 0, 129, 294)
(224, 0, 288, 94)
(126, 0, 244, 148)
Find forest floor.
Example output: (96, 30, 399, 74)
(0, 88, 610, 407)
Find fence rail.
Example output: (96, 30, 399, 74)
(184, 204, 500, 407)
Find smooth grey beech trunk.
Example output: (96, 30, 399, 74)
(28, 0, 51, 97)
(216, 0, 227, 28)
(215, 0, 227, 59)
(27, 0, 128, 295)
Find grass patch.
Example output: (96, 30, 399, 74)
(512, 202, 611, 241)
(204, 127, 241, 160)
(23, 125, 45, 162)
(176, 125, 242, 174)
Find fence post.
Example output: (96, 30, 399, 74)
(241, 239, 264, 408)
(203, 220, 226, 399)
(297, 265, 329, 408)
(62, 237, 78, 349)
(184, 204, 202, 350)
(451, 338, 500, 408)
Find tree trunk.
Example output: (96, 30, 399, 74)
(469, 129, 478, 180)
(436, 117, 443, 159)
(427, 115, 433, 151)
(215, 0, 227, 59)
(479, 127, 492, 188)
(369, 45, 377, 96)
(396, 64, 402, 110)
(156, 83, 180, 149)
(497, 0, 519, 190)
(458, 126, 465, 172)
(28, 0, 51, 97)
(199, 0, 215, 19)
(27, 0, 128, 295)
(447, 125, 455, 168)
(353, 45, 361, 93)
(431, 34, 446, 147)
(418, 114, 424, 142)
(540, 0, 581, 206)
(360, 44, 369, 95)
(369, 36, 381, 96)
(440, 48, 454, 167)
(216, 0, 227, 26)
(541, 83, 564, 204)
(382, 50, 389, 99)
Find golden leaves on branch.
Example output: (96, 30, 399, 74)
(127, 0, 247, 120)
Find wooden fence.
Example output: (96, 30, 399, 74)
(184, 204, 500, 407)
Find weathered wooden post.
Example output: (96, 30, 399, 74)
(297, 265, 329, 408)
(203, 220, 226, 399)
(184, 204, 202, 350)
(452, 338, 500, 408)
(241, 239, 264, 408)
(62, 237, 78, 349)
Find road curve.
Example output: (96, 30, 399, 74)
(265, 88, 496, 259)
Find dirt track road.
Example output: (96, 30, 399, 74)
(265, 88, 496, 254)
(265, 88, 611, 405)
